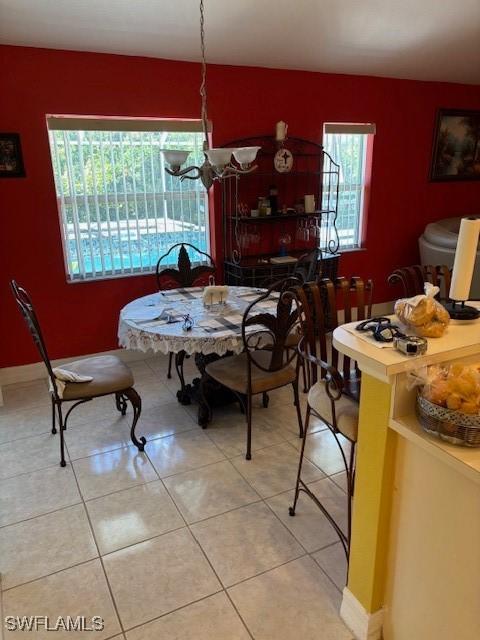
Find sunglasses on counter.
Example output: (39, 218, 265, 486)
(356, 317, 405, 343)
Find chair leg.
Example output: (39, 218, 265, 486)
(292, 380, 304, 438)
(123, 387, 146, 452)
(289, 404, 311, 516)
(301, 358, 308, 393)
(51, 395, 57, 435)
(262, 391, 269, 408)
(245, 392, 253, 460)
(57, 403, 66, 467)
(115, 392, 127, 415)
(346, 441, 356, 550)
(167, 352, 173, 379)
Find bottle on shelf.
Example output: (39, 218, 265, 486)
(269, 185, 278, 216)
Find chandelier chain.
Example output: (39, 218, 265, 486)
(199, 0, 209, 147)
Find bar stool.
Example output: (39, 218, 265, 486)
(289, 278, 373, 559)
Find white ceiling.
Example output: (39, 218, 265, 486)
(1, 0, 480, 85)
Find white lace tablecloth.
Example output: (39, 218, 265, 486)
(118, 286, 270, 357)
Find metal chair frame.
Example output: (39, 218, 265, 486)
(155, 243, 216, 380)
(289, 278, 373, 560)
(10, 281, 145, 467)
(203, 277, 304, 460)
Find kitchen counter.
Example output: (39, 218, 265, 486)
(334, 320, 480, 640)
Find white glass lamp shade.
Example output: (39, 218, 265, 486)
(232, 146, 261, 167)
(162, 149, 190, 169)
(205, 148, 235, 169)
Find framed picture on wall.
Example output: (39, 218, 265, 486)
(430, 109, 480, 182)
(0, 133, 26, 178)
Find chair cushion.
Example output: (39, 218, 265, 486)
(205, 351, 297, 395)
(59, 355, 134, 400)
(308, 380, 359, 442)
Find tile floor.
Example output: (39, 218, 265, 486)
(0, 354, 352, 640)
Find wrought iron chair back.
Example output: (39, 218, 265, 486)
(10, 280, 60, 400)
(242, 277, 301, 386)
(155, 243, 216, 290)
(387, 264, 451, 300)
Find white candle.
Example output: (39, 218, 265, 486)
(276, 121, 288, 142)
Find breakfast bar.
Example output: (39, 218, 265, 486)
(334, 319, 480, 640)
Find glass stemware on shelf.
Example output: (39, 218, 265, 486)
(238, 224, 261, 251)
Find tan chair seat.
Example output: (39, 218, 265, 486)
(308, 380, 359, 441)
(59, 355, 134, 401)
(206, 351, 296, 395)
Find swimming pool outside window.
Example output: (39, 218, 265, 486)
(47, 117, 209, 282)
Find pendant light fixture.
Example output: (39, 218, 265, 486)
(161, 0, 260, 189)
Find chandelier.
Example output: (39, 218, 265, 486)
(161, 0, 260, 189)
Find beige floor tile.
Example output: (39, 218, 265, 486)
(266, 478, 348, 552)
(228, 556, 353, 640)
(73, 446, 157, 500)
(258, 399, 327, 436)
(191, 502, 304, 587)
(290, 429, 351, 476)
(0, 432, 60, 480)
(0, 379, 49, 411)
(136, 402, 197, 440)
(103, 528, 221, 630)
(125, 592, 250, 640)
(2, 559, 121, 639)
(146, 353, 196, 377)
(86, 480, 184, 555)
(204, 406, 291, 458)
(0, 405, 52, 445)
(331, 471, 348, 493)
(231, 442, 323, 498)
(313, 542, 348, 591)
(128, 360, 160, 383)
(66, 414, 144, 460)
(65, 395, 120, 428)
(131, 380, 177, 409)
(146, 429, 225, 477)
(0, 504, 97, 590)
(163, 460, 259, 524)
(0, 465, 80, 527)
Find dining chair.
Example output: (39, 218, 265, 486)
(156, 243, 216, 379)
(10, 280, 145, 467)
(289, 277, 373, 560)
(202, 278, 304, 460)
(387, 264, 451, 301)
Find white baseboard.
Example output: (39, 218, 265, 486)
(340, 587, 384, 640)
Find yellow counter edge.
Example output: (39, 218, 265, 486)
(347, 373, 397, 612)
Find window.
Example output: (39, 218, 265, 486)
(322, 123, 375, 250)
(47, 117, 209, 281)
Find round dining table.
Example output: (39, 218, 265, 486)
(118, 285, 272, 424)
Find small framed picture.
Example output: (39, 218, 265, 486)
(430, 109, 480, 181)
(0, 133, 26, 178)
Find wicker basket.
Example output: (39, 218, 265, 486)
(416, 393, 480, 447)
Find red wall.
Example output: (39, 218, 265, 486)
(1, 45, 479, 367)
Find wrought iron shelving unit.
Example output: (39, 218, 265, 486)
(220, 135, 341, 286)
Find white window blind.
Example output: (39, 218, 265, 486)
(47, 117, 210, 281)
(322, 123, 375, 250)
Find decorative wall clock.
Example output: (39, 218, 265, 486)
(274, 147, 293, 173)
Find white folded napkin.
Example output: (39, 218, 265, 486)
(49, 367, 93, 398)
